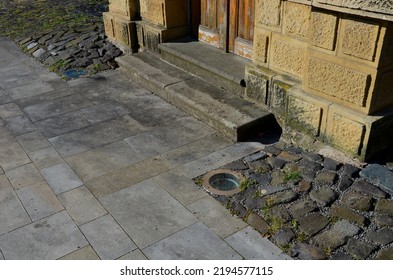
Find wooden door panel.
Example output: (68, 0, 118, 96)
(198, 0, 254, 58)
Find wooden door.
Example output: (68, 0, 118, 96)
(228, 0, 254, 59)
(198, 0, 254, 59)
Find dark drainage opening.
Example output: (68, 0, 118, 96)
(202, 169, 244, 196)
(240, 115, 282, 145)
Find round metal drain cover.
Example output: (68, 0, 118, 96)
(202, 169, 244, 196)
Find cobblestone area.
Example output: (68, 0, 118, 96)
(16, 23, 122, 76)
(0, 0, 122, 78)
(197, 141, 393, 260)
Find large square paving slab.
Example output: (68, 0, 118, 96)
(187, 196, 247, 238)
(58, 186, 107, 226)
(224, 227, 291, 260)
(65, 140, 144, 181)
(142, 222, 242, 260)
(100, 179, 198, 248)
(0, 175, 31, 235)
(7, 81, 54, 100)
(80, 215, 137, 260)
(16, 181, 64, 221)
(49, 115, 145, 157)
(40, 162, 83, 194)
(0, 211, 88, 260)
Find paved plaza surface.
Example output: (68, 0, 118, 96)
(0, 38, 290, 260)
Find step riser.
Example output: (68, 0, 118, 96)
(159, 47, 245, 97)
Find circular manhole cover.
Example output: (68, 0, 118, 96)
(202, 169, 244, 196)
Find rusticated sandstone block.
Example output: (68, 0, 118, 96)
(103, 12, 115, 39)
(245, 66, 270, 105)
(283, 1, 311, 39)
(326, 111, 366, 155)
(271, 38, 306, 77)
(311, 10, 338, 50)
(255, 0, 282, 27)
(253, 28, 270, 64)
(114, 18, 136, 48)
(340, 18, 380, 61)
(288, 95, 323, 136)
(307, 57, 370, 107)
(140, 0, 165, 26)
(109, 0, 138, 20)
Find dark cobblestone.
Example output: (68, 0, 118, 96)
(309, 186, 338, 207)
(330, 205, 369, 226)
(366, 228, 393, 245)
(345, 238, 379, 259)
(290, 243, 326, 260)
(196, 141, 393, 259)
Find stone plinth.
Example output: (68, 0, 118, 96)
(103, 0, 139, 53)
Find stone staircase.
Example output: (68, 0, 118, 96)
(116, 40, 273, 142)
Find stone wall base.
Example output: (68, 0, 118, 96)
(103, 12, 138, 53)
(245, 64, 393, 161)
(136, 20, 188, 52)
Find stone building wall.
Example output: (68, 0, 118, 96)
(246, 0, 393, 160)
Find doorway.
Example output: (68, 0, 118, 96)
(195, 0, 255, 59)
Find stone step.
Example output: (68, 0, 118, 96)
(158, 40, 248, 96)
(116, 52, 272, 141)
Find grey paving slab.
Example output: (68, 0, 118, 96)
(101, 179, 198, 248)
(0, 89, 12, 105)
(117, 249, 148, 260)
(0, 74, 40, 89)
(187, 196, 247, 238)
(7, 81, 54, 100)
(143, 222, 242, 260)
(0, 65, 31, 81)
(79, 101, 130, 124)
(0, 211, 88, 260)
(16, 181, 64, 221)
(59, 245, 100, 260)
(5, 163, 43, 190)
(28, 146, 63, 169)
(158, 133, 232, 167)
(49, 115, 145, 157)
(0, 175, 31, 235)
(35, 111, 90, 138)
(153, 169, 208, 206)
(124, 116, 216, 159)
(66, 140, 144, 181)
(225, 227, 291, 260)
(0, 141, 31, 170)
(0, 249, 4, 260)
(4, 115, 36, 136)
(16, 131, 51, 153)
(86, 157, 173, 198)
(80, 214, 137, 260)
(58, 186, 107, 226)
(0, 103, 23, 119)
(16, 87, 75, 109)
(179, 142, 265, 179)
(23, 94, 93, 122)
(121, 94, 189, 127)
(40, 162, 83, 194)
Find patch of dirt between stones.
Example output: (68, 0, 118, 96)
(194, 141, 393, 260)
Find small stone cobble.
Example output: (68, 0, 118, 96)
(15, 22, 122, 78)
(195, 142, 393, 260)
